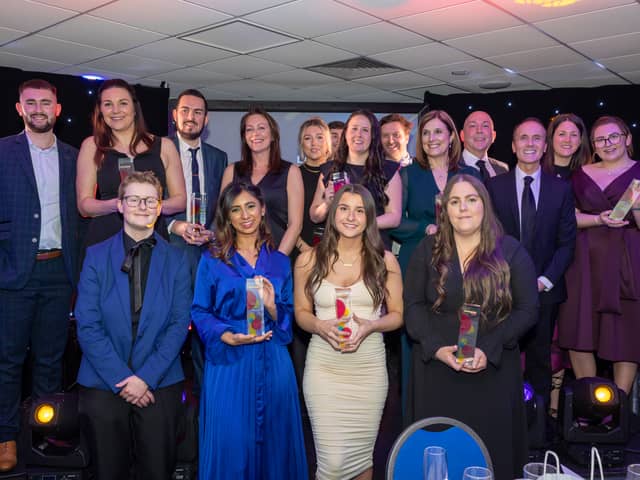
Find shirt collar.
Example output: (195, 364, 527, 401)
(462, 148, 488, 165)
(177, 133, 202, 155)
(515, 164, 541, 183)
(25, 130, 58, 153)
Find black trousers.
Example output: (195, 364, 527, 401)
(78, 382, 183, 480)
(521, 302, 559, 408)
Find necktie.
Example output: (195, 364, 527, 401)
(121, 237, 157, 313)
(521, 176, 536, 253)
(190, 147, 201, 197)
(476, 160, 490, 182)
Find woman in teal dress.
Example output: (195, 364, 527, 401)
(390, 110, 478, 412)
(191, 182, 307, 480)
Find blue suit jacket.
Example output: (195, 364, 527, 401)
(75, 230, 191, 393)
(487, 169, 576, 304)
(0, 132, 80, 289)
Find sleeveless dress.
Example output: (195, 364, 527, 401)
(557, 162, 640, 362)
(84, 137, 169, 248)
(303, 279, 388, 479)
(233, 161, 291, 250)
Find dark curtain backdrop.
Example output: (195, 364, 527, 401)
(0, 66, 169, 148)
(424, 84, 640, 168)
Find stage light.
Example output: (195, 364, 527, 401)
(572, 378, 619, 421)
(34, 403, 55, 425)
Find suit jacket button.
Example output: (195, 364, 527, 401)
(34, 213, 39, 219)
(32, 237, 38, 243)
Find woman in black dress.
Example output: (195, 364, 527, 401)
(76, 79, 186, 248)
(543, 113, 591, 180)
(220, 107, 303, 255)
(405, 174, 538, 480)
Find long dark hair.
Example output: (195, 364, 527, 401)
(92, 79, 153, 167)
(211, 182, 273, 263)
(304, 184, 387, 310)
(331, 110, 388, 208)
(237, 107, 283, 177)
(543, 113, 591, 173)
(415, 110, 462, 172)
(432, 174, 512, 326)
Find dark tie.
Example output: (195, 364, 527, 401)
(476, 160, 490, 182)
(121, 238, 156, 313)
(190, 147, 201, 196)
(521, 176, 536, 253)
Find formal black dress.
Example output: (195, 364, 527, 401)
(404, 235, 538, 480)
(234, 161, 292, 250)
(84, 137, 169, 248)
(300, 162, 323, 246)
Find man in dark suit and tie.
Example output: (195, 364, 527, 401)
(76, 171, 190, 479)
(0, 79, 80, 472)
(461, 110, 509, 182)
(487, 117, 576, 411)
(167, 89, 228, 396)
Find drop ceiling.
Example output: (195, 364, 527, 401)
(1, 0, 639, 103)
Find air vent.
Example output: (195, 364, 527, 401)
(307, 57, 403, 81)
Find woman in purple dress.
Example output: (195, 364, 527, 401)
(557, 115, 640, 394)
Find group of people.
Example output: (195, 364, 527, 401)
(0, 76, 638, 480)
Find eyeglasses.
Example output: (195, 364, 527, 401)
(123, 195, 159, 208)
(593, 133, 626, 148)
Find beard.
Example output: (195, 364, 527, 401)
(24, 114, 55, 134)
(178, 122, 203, 141)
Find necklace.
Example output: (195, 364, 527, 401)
(337, 254, 360, 268)
(301, 162, 322, 174)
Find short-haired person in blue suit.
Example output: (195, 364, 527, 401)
(167, 88, 228, 396)
(0, 79, 80, 473)
(75, 171, 191, 479)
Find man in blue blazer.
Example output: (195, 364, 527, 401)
(487, 117, 576, 411)
(75, 171, 190, 479)
(167, 88, 228, 396)
(0, 79, 80, 472)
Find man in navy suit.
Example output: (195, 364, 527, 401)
(487, 117, 576, 411)
(167, 89, 227, 397)
(0, 79, 80, 472)
(76, 171, 190, 479)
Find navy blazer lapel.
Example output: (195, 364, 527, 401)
(137, 233, 167, 338)
(16, 133, 38, 193)
(535, 172, 549, 230)
(109, 231, 132, 330)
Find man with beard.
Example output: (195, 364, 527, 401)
(167, 89, 227, 397)
(460, 110, 509, 182)
(0, 79, 80, 472)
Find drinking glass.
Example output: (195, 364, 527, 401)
(523, 462, 557, 479)
(626, 464, 640, 480)
(423, 446, 448, 480)
(462, 466, 493, 480)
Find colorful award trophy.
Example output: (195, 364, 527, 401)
(117, 156, 134, 182)
(456, 303, 481, 365)
(434, 192, 443, 221)
(609, 179, 640, 221)
(331, 171, 350, 193)
(246, 277, 264, 336)
(335, 287, 353, 350)
(189, 192, 208, 230)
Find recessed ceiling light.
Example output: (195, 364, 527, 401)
(81, 74, 104, 81)
(451, 70, 470, 76)
(479, 81, 512, 90)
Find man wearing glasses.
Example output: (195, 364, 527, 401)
(74, 171, 190, 479)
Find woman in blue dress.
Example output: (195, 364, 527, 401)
(191, 182, 308, 480)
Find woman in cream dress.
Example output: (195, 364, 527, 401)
(295, 184, 403, 480)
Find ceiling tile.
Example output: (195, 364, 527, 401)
(198, 55, 294, 78)
(419, 84, 470, 96)
(597, 53, 640, 73)
(91, 0, 231, 35)
(521, 62, 612, 83)
(31, 0, 113, 11)
(245, 0, 378, 38)
(571, 32, 640, 60)
(0, 51, 67, 72)
(339, 89, 418, 103)
(256, 69, 339, 88)
(417, 59, 505, 82)
(146, 67, 240, 86)
(619, 70, 640, 83)
(80, 53, 182, 77)
(315, 22, 429, 56)
(183, 21, 299, 54)
(253, 40, 354, 68)
(487, 46, 586, 72)
(370, 43, 471, 70)
(0, 27, 27, 45)
(446, 25, 557, 58)
(211, 79, 293, 98)
(447, 73, 545, 92)
(546, 75, 628, 88)
(54, 65, 139, 82)
(394, 1, 521, 41)
(355, 71, 440, 89)
(40, 15, 166, 51)
(3, 35, 112, 64)
(127, 38, 234, 66)
(488, 0, 634, 23)
(294, 81, 384, 98)
(3, 0, 76, 31)
(185, 0, 291, 16)
(337, 0, 473, 19)
(534, 4, 640, 44)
